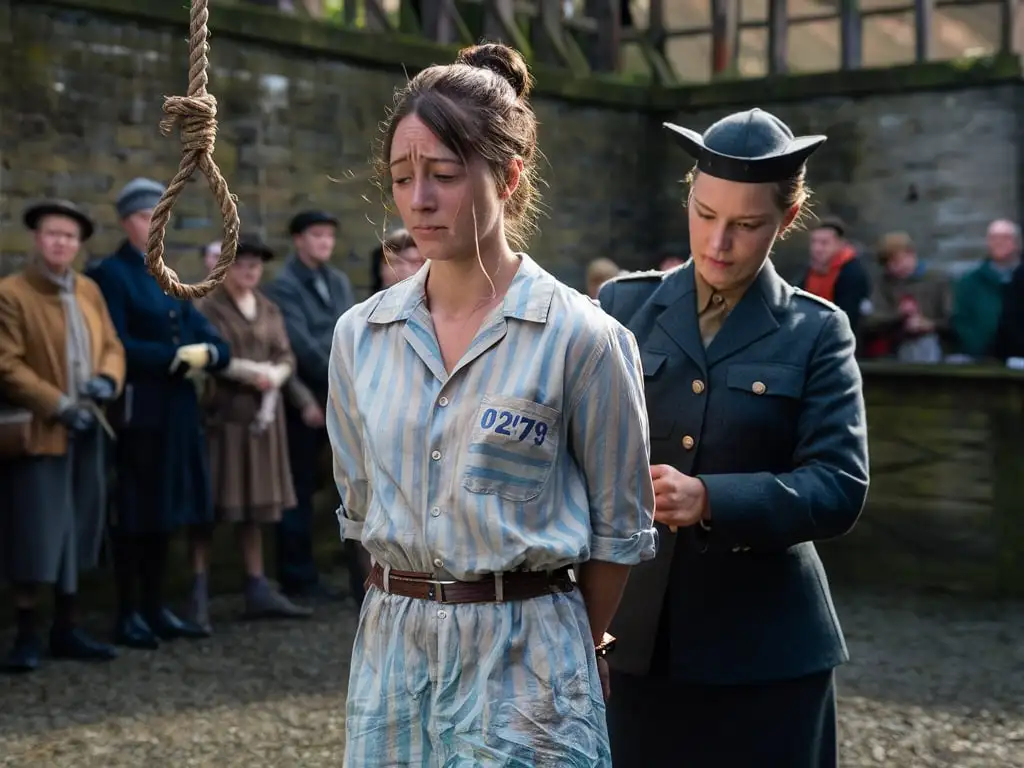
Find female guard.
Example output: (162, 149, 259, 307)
(600, 109, 870, 768)
(326, 43, 656, 766)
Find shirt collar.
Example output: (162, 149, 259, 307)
(368, 253, 556, 325)
(693, 265, 753, 313)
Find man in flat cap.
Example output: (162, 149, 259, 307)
(264, 210, 356, 602)
(86, 178, 231, 650)
(0, 200, 124, 672)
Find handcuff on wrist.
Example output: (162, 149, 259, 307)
(595, 632, 616, 659)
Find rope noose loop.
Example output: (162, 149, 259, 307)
(145, 0, 239, 300)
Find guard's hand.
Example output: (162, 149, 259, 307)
(57, 404, 96, 433)
(651, 464, 708, 529)
(170, 343, 211, 373)
(80, 375, 116, 403)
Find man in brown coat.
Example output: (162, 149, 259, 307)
(0, 200, 125, 673)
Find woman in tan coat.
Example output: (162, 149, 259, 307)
(191, 235, 312, 630)
(0, 200, 125, 673)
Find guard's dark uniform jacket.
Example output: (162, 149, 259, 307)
(600, 259, 869, 686)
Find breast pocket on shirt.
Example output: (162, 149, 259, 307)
(462, 395, 561, 503)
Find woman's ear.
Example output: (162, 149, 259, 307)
(779, 203, 801, 236)
(500, 157, 524, 201)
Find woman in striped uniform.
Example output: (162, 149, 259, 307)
(326, 43, 657, 766)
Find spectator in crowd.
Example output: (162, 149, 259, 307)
(860, 231, 953, 362)
(0, 200, 125, 672)
(994, 259, 1024, 363)
(369, 228, 425, 294)
(658, 254, 687, 271)
(201, 241, 222, 275)
(193, 235, 313, 630)
(88, 178, 230, 650)
(798, 215, 871, 340)
(586, 257, 621, 299)
(264, 210, 356, 602)
(953, 219, 1021, 359)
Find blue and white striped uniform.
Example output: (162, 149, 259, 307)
(327, 254, 657, 767)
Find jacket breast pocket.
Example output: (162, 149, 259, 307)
(462, 395, 561, 503)
(725, 363, 805, 400)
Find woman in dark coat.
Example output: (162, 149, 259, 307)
(87, 177, 231, 650)
(599, 109, 870, 767)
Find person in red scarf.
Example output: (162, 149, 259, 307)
(799, 216, 872, 345)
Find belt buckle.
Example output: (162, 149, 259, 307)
(426, 579, 456, 603)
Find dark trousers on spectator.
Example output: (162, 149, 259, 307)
(276, 405, 326, 592)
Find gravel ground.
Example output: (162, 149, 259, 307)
(1, 579, 1021, 767)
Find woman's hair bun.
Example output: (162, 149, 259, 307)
(456, 43, 533, 100)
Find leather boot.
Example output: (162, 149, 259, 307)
(4, 632, 43, 673)
(113, 611, 160, 650)
(50, 625, 119, 662)
(143, 606, 211, 641)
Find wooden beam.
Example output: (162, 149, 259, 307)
(583, 0, 622, 72)
(838, 0, 862, 70)
(766, 0, 787, 74)
(710, 0, 740, 77)
(914, 0, 934, 63)
(998, 0, 1021, 54)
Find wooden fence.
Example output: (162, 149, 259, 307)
(270, 0, 1022, 82)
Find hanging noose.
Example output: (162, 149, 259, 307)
(145, 0, 239, 300)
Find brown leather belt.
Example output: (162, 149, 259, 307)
(366, 562, 575, 604)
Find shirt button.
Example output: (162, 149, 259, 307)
(752, 381, 766, 395)
(712, 294, 725, 305)
(430, 506, 441, 517)
(438, 396, 449, 407)
(437, 609, 447, 619)
(433, 558, 444, 568)
(431, 450, 442, 461)
(691, 379, 705, 394)
(682, 435, 695, 450)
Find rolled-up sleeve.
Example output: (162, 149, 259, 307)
(569, 321, 657, 565)
(326, 314, 370, 542)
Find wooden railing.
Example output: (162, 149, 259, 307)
(256, 0, 1022, 83)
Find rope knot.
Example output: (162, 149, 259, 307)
(161, 94, 218, 155)
(144, 0, 239, 301)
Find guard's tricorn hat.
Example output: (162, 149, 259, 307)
(23, 199, 95, 242)
(664, 108, 826, 184)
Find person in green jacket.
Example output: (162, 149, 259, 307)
(952, 219, 1021, 358)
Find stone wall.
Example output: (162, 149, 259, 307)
(0, 0, 1021, 293)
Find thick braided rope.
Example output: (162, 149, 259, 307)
(145, 0, 239, 300)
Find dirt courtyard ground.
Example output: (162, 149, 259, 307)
(1, 580, 1021, 767)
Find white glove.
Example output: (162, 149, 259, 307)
(265, 362, 293, 389)
(251, 389, 280, 434)
(170, 343, 211, 373)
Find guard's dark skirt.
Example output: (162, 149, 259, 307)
(112, 427, 213, 534)
(607, 668, 837, 768)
